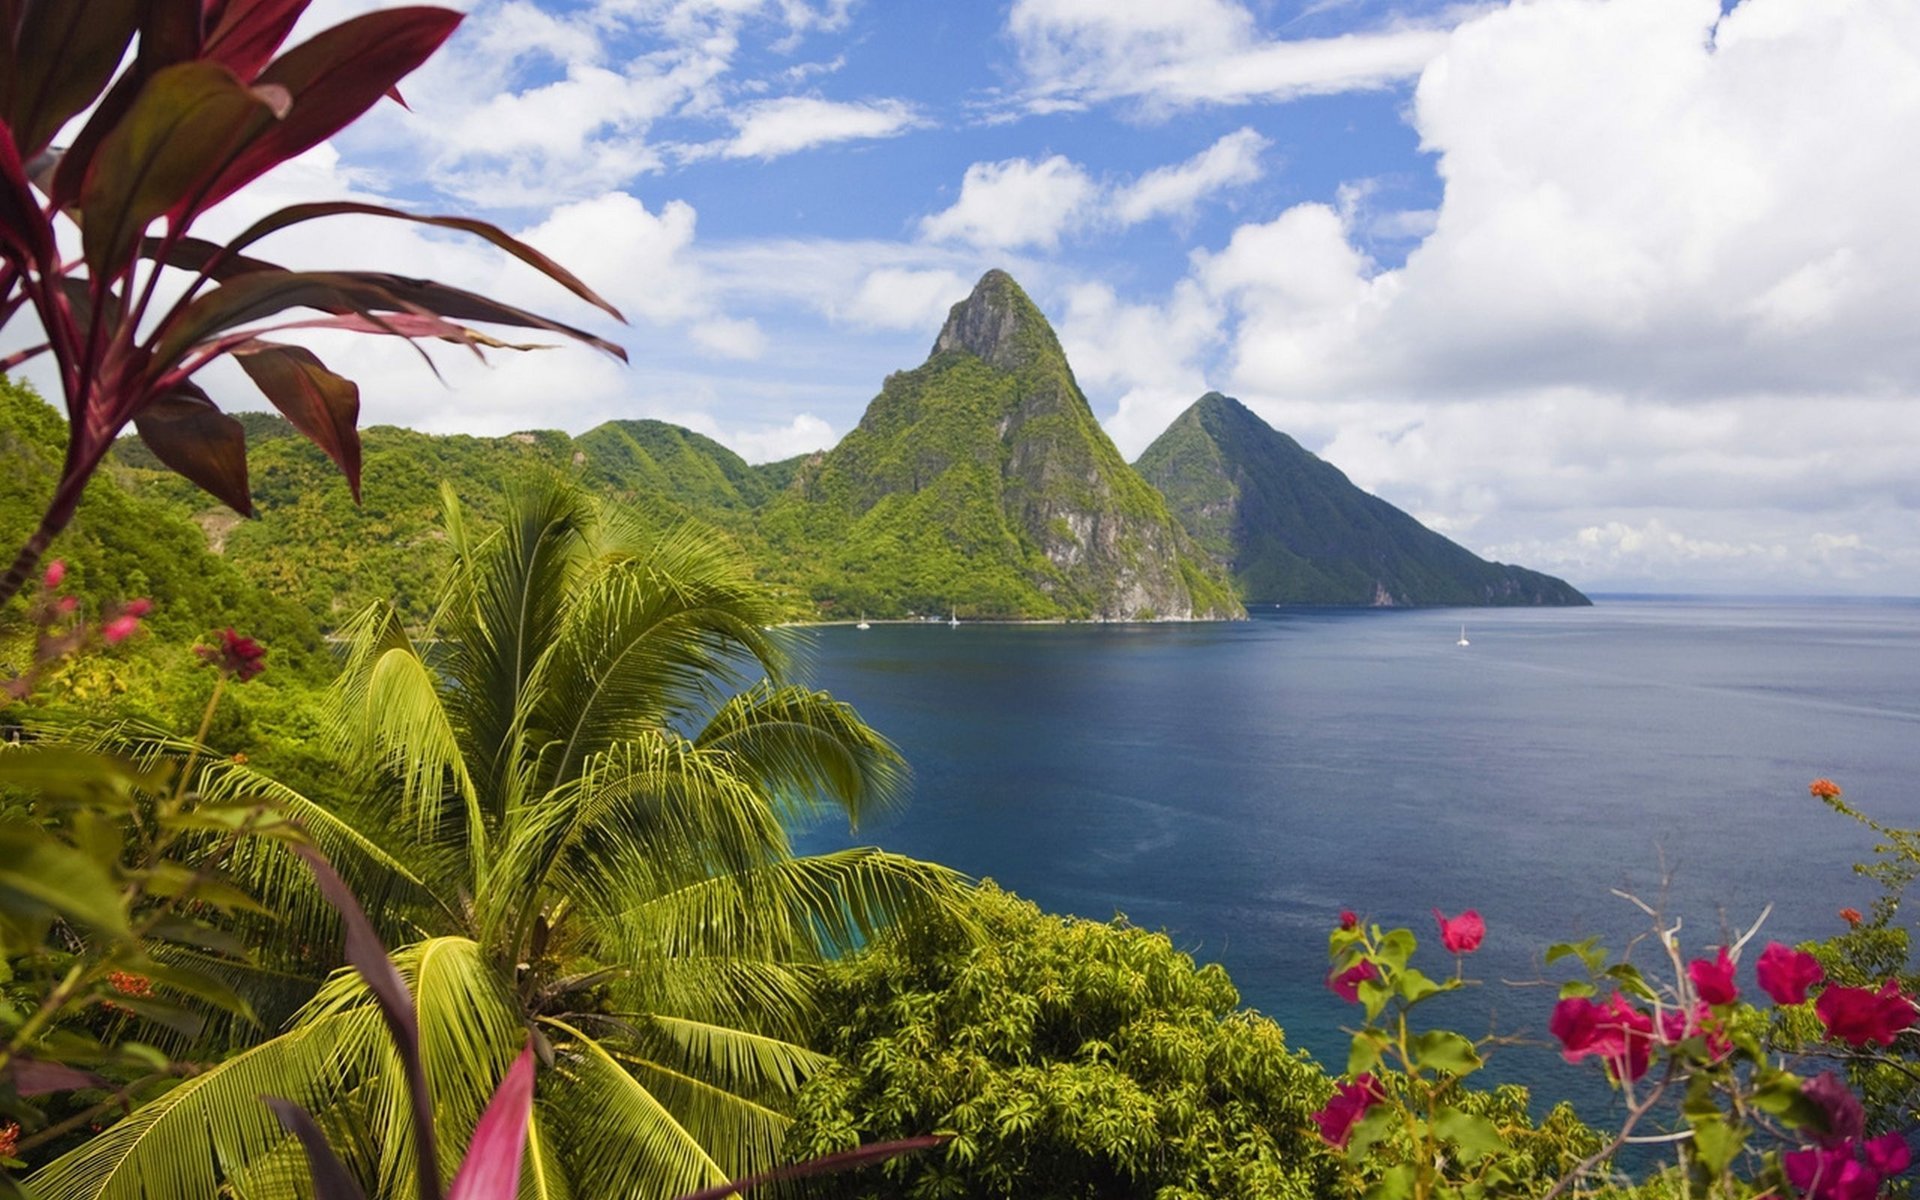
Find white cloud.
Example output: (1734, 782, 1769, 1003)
(843, 268, 976, 331)
(1112, 127, 1268, 226)
(711, 412, 838, 462)
(1006, 0, 1450, 113)
(714, 96, 920, 159)
(919, 155, 1099, 250)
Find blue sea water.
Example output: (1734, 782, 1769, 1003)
(787, 598, 1920, 1087)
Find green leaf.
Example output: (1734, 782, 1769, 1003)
(1690, 1115, 1746, 1175)
(0, 822, 130, 937)
(1546, 938, 1607, 973)
(1359, 977, 1392, 1022)
(1558, 980, 1596, 1000)
(1395, 967, 1444, 1005)
(1410, 1030, 1481, 1077)
(1364, 1163, 1415, 1200)
(1753, 1069, 1823, 1130)
(1347, 1031, 1385, 1077)
(1377, 928, 1417, 971)
(1432, 1107, 1504, 1163)
(1603, 962, 1657, 1002)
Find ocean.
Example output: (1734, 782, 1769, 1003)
(787, 597, 1920, 1080)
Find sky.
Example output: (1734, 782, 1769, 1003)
(23, 0, 1920, 595)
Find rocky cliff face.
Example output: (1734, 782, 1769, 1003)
(1136, 393, 1589, 607)
(761, 271, 1241, 620)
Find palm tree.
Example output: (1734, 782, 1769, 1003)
(33, 477, 970, 1200)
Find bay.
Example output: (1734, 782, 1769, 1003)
(788, 597, 1920, 1079)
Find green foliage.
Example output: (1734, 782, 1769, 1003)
(1136, 393, 1589, 607)
(783, 883, 1336, 1199)
(30, 477, 969, 1199)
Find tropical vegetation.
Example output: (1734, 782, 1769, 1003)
(24, 477, 969, 1198)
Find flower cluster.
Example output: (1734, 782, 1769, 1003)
(106, 970, 151, 998)
(195, 627, 266, 682)
(4, 563, 152, 698)
(1784, 1079, 1910, 1200)
(0, 1120, 17, 1160)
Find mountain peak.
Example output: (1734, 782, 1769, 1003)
(931, 269, 1058, 372)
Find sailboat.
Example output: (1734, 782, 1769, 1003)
(949, 608, 959, 628)
(856, 612, 870, 630)
(1456, 625, 1470, 647)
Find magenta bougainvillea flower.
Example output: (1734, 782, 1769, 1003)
(1339, 910, 1359, 931)
(1800, 1073, 1865, 1147)
(1756, 942, 1826, 1006)
(1549, 993, 1654, 1082)
(1327, 960, 1379, 1003)
(1432, 909, 1485, 954)
(1815, 981, 1916, 1047)
(1688, 948, 1739, 1006)
(1311, 1074, 1385, 1149)
(1656, 1002, 1731, 1059)
(42, 560, 65, 589)
(1784, 1134, 1910, 1200)
(197, 628, 268, 682)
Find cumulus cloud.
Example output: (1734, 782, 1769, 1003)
(919, 156, 1100, 250)
(1006, 0, 1449, 113)
(714, 96, 921, 159)
(1112, 127, 1269, 225)
(843, 268, 977, 331)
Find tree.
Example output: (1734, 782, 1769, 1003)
(0, 0, 624, 610)
(29, 476, 969, 1199)
(784, 883, 1340, 1200)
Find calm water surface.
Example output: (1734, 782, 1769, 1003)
(788, 598, 1920, 1079)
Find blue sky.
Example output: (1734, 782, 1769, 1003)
(26, 0, 1920, 594)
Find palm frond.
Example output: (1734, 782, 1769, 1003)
(631, 1016, 834, 1101)
(28, 1017, 351, 1200)
(539, 1017, 732, 1200)
(693, 683, 909, 833)
(606, 1048, 790, 1182)
(530, 525, 790, 793)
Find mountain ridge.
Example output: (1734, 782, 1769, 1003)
(1135, 392, 1589, 607)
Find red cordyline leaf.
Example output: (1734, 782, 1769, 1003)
(228, 201, 626, 322)
(132, 381, 253, 515)
(189, 7, 463, 216)
(293, 846, 444, 1200)
(446, 1046, 536, 1200)
(78, 60, 284, 278)
(233, 340, 361, 499)
(202, 0, 312, 82)
(0, 123, 53, 267)
(266, 1098, 368, 1200)
(671, 1136, 952, 1200)
(9, 1057, 107, 1096)
(2, 0, 142, 158)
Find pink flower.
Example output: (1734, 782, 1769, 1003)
(1800, 1073, 1864, 1147)
(1862, 1132, 1910, 1177)
(1327, 959, 1379, 1003)
(1311, 1074, 1384, 1149)
(101, 615, 140, 644)
(196, 628, 267, 682)
(1549, 992, 1654, 1082)
(1816, 981, 1916, 1047)
(1784, 1134, 1910, 1200)
(1757, 942, 1825, 1005)
(1688, 947, 1739, 1006)
(122, 598, 152, 617)
(1432, 909, 1485, 955)
(1784, 1146, 1881, 1200)
(1658, 1002, 1731, 1059)
(42, 560, 65, 589)
(1339, 910, 1358, 931)
(56, 595, 79, 614)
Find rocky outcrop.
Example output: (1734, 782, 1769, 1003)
(761, 272, 1241, 620)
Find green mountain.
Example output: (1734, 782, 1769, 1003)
(1135, 392, 1589, 607)
(758, 271, 1241, 620)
